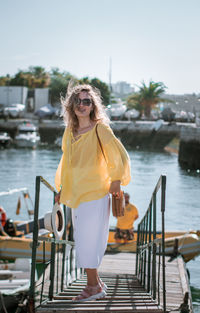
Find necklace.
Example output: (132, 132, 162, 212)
(79, 123, 92, 131)
(73, 123, 93, 138)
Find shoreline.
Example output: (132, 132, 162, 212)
(1, 118, 200, 169)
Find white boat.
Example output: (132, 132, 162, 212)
(106, 99, 127, 120)
(0, 132, 12, 148)
(14, 122, 40, 149)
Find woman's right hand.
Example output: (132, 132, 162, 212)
(54, 191, 61, 204)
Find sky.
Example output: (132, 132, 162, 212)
(0, 0, 200, 94)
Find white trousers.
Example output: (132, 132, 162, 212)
(71, 194, 110, 268)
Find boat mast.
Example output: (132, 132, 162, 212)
(109, 57, 112, 104)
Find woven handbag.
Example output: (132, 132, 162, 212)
(112, 191, 125, 217)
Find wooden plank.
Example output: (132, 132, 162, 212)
(36, 252, 192, 313)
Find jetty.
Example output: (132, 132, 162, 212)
(25, 175, 193, 313)
(34, 253, 191, 313)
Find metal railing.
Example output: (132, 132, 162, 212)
(136, 175, 166, 312)
(28, 176, 82, 312)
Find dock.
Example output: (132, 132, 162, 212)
(26, 175, 193, 313)
(36, 252, 192, 313)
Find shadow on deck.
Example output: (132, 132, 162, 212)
(36, 272, 163, 313)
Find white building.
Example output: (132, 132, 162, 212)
(112, 81, 134, 96)
(0, 86, 28, 106)
(0, 86, 49, 112)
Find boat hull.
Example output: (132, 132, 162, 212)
(0, 236, 51, 262)
(107, 229, 200, 262)
(1, 229, 199, 263)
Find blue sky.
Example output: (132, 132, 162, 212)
(0, 0, 200, 94)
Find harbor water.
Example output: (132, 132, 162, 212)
(0, 147, 199, 311)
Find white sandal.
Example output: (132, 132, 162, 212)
(72, 284, 106, 302)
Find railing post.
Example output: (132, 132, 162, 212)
(140, 220, 144, 284)
(143, 211, 148, 289)
(61, 205, 67, 291)
(49, 241, 56, 300)
(135, 175, 166, 311)
(161, 175, 166, 313)
(28, 176, 41, 312)
(136, 224, 140, 275)
(152, 192, 157, 300)
(147, 203, 152, 293)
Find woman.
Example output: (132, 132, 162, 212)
(55, 83, 131, 301)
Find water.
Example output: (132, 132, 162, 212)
(0, 148, 200, 311)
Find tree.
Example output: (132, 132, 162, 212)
(79, 77, 110, 106)
(0, 67, 111, 106)
(0, 75, 10, 86)
(127, 80, 169, 118)
(49, 68, 76, 104)
(9, 66, 50, 88)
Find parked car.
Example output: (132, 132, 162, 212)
(3, 104, 25, 118)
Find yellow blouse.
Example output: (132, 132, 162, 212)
(55, 122, 131, 209)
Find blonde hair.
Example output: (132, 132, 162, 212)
(61, 82, 110, 130)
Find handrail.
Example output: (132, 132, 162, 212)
(136, 175, 166, 312)
(28, 176, 81, 312)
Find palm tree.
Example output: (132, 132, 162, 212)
(127, 80, 169, 118)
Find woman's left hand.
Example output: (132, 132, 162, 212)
(109, 180, 121, 197)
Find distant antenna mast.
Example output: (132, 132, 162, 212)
(109, 57, 112, 93)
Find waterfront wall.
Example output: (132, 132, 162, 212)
(111, 121, 179, 150)
(1, 119, 200, 169)
(179, 127, 200, 169)
(0, 119, 180, 149)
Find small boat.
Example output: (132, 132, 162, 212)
(0, 232, 52, 262)
(107, 228, 200, 262)
(0, 187, 67, 263)
(0, 132, 12, 148)
(14, 121, 40, 149)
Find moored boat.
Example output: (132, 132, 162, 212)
(14, 121, 40, 149)
(0, 132, 12, 148)
(107, 228, 200, 262)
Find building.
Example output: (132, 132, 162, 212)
(112, 81, 134, 97)
(0, 86, 49, 113)
(0, 86, 28, 106)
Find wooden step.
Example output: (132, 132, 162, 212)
(36, 273, 163, 313)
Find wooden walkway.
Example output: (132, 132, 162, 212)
(36, 253, 192, 313)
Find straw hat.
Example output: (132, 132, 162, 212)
(44, 203, 65, 239)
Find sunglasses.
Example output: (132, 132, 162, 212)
(76, 98, 92, 106)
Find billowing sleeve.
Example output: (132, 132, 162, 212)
(55, 154, 63, 191)
(55, 128, 68, 191)
(97, 124, 131, 186)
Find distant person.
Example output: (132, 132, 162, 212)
(114, 193, 139, 242)
(55, 83, 131, 301)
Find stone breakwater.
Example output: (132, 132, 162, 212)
(179, 127, 200, 169)
(0, 119, 200, 169)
